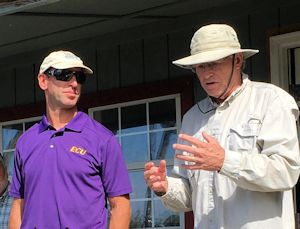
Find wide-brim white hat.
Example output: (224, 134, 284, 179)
(39, 50, 93, 74)
(172, 24, 259, 69)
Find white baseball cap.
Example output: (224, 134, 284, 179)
(172, 24, 259, 69)
(39, 50, 93, 74)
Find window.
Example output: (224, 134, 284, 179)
(270, 32, 300, 136)
(89, 94, 184, 229)
(288, 47, 300, 109)
(0, 117, 41, 180)
(270, 30, 300, 91)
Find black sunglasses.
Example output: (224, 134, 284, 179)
(45, 68, 87, 84)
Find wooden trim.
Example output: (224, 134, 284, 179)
(0, 102, 45, 122)
(0, 75, 194, 122)
(78, 76, 194, 115)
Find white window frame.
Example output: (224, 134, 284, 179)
(270, 31, 300, 124)
(270, 31, 300, 91)
(89, 94, 185, 229)
(0, 116, 41, 180)
(0, 116, 42, 151)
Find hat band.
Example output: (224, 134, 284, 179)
(191, 41, 241, 55)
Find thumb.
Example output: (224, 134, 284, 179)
(202, 131, 216, 143)
(158, 160, 167, 174)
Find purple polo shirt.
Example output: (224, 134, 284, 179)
(10, 111, 132, 229)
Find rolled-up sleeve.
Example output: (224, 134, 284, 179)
(160, 176, 192, 212)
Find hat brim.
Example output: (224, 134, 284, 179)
(172, 48, 259, 69)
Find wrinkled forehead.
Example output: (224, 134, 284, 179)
(193, 55, 234, 67)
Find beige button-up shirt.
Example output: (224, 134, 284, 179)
(161, 75, 300, 229)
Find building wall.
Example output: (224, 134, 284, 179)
(0, 0, 300, 114)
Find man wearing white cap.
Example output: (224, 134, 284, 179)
(144, 24, 300, 228)
(9, 51, 132, 229)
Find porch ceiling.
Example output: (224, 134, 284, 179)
(0, 0, 239, 58)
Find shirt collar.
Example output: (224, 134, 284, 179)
(38, 111, 87, 133)
(223, 73, 249, 105)
(198, 74, 250, 113)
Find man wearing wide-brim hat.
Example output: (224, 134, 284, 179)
(145, 24, 300, 228)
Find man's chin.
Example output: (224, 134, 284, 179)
(62, 101, 79, 109)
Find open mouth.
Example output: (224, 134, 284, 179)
(206, 82, 216, 86)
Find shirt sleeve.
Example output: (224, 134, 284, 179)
(159, 127, 193, 212)
(9, 146, 24, 199)
(101, 135, 132, 197)
(160, 176, 192, 212)
(220, 92, 300, 192)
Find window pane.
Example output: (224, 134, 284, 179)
(129, 170, 151, 199)
(154, 200, 180, 227)
(2, 124, 23, 150)
(149, 99, 176, 130)
(150, 130, 177, 160)
(121, 134, 148, 163)
(130, 200, 152, 228)
(121, 104, 146, 134)
(88, 95, 182, 228)
(93, 109, 119, 134)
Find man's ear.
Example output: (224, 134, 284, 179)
(235, 53, 244, 69)
(38, 73, 48, 91)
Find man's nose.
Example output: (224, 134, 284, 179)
(198, 68, 213, 79)
(69, 75, 79, 86)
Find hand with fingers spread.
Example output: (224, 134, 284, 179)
(144, 160, 168, 194)
(173, 132, 225, 171)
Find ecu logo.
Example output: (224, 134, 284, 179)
(70, 146, 87, 155)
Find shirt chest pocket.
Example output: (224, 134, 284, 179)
(227, 118, 261, 152)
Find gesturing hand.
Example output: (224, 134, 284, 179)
(144, 160, 168, 193)
(173, 132, 225, 171)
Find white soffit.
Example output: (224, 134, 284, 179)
(0, 0, 59, 16)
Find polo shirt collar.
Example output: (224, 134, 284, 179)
(39, 111, 87, 133)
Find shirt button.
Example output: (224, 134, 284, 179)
(50, 145, 54, 148)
